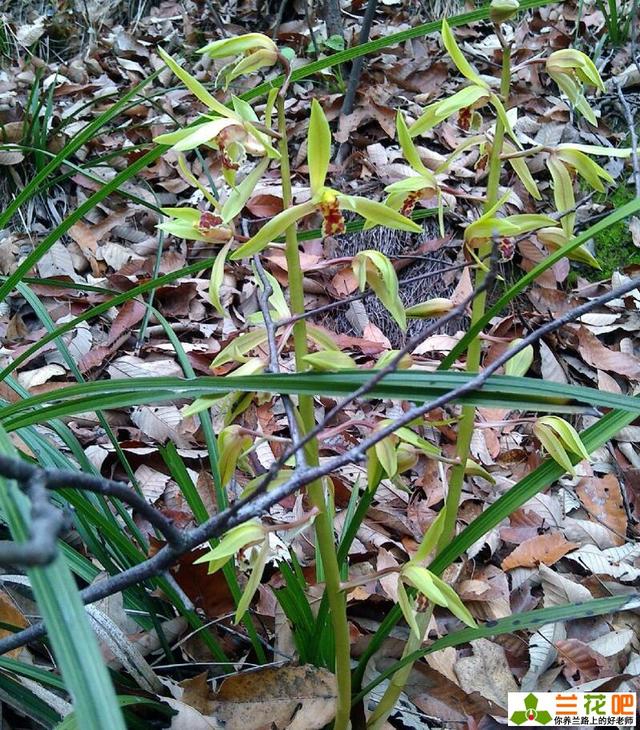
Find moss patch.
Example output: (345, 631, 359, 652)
(588, 186, 640, 280)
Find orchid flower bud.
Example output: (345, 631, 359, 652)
(199, 33, 279, 87)
(490, 0, 519, 23)
(198, 33, 278, 60)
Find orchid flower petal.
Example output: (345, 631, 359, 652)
(396, 112, 430, 176)
(441, 18, 488, 89)
(230, 201, 316, 259)
(198, 33, 277, 59)
(547, 156, 576, 237)
(158, 47, 236, 119)
(308, 99, 331, 195)
(338, 194, 422, 233)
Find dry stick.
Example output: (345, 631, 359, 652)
(253, 254, 307, 469)
(614, 81, 640, 198)
(632, 0, 640, 80)
(322, 0, 344, 41)
(336, 0, 378, 165)
(0, 474, 66, 566)
(1, 273, 639, 656)
(0, 456, 185, 566)
(303, 1, 321, 61)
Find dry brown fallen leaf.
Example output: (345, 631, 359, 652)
(501, 532, 578, 571)
(178, 665, 337, 730)
(0, 592, 28, 658)
(556, 638, 610, 684)
(575, 474, 627, 547)
(454, 638, 518, 710)
(576, 326, 640, 380)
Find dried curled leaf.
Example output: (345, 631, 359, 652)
(501, 532, 578, 570)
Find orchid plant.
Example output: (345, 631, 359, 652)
(152, 11, 631, 729)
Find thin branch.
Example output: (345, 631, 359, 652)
(253, 255, 307, 468)
(0, 456, 186, 558)
(614, 80, 640, 198)
(337, 0, 378, 165)
(0, 473, 66, 566)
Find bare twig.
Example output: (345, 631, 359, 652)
(0, 473, 66, 566)
(0, 456, 185, 567)
(337, 0, 378, 165)
(253, 255, 307, 469)
(614, 80, 640, 197)
(322, 0, 344, 41)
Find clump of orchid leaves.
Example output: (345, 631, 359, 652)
(153, 11, 629, 642)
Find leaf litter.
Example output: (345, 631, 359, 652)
(0, 0, 639, 726)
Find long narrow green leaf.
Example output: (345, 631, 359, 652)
(0, 427, 125, 729)
(0, 143, 164, 214)
(0, 657, 66, 690)
(148, 310, 266, 661)
(56, 696, 174, 730)
(353, 593, 640, 706)
(1, 372, 639, 431)
(0, 670, 63, 727)
(18, 283, 145, 542)
(0, 257, 217, 383)
(0, 70, 160, 232)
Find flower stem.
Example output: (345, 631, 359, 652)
(368, 35, 512, 730)
(276, 95, 352, 730)
(437, 40, 512, 552)
(366, 607, 433, 729)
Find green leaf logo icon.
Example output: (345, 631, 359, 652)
(510, 693, 553, 725)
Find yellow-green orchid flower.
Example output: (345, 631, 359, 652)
(546, 143, 628, 236)
(464, 192, 555, 249)
(157, 158, 270, 243)
(230, 99, 421, 260)
(555, 144, 618, 192)
(198, 33, 278, 88)
(465, 212, 556, 246)
(383, 112, 443, 224)
(154, 49, 278, 184)
(537, 227, 600, 268)
(410, 19, 519, 146)
(157, 208, 233, 243)
(546, 49, 605, 126)
(490, 0, 519, 22)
